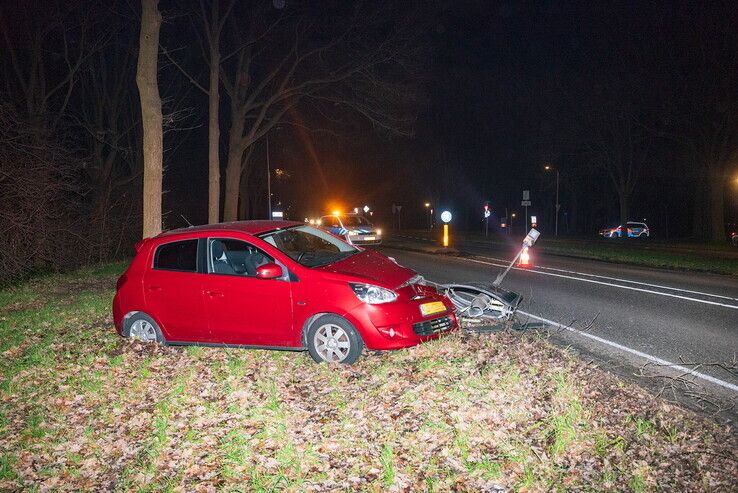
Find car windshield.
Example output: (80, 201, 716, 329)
(259, 225, 359, 267)
(342, 215, 371, 227)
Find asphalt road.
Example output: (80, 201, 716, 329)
(378, 234, 738, 418)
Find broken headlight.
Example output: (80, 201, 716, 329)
(349, 283, 398, 304)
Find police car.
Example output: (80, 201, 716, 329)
(320, 213, 382, 245)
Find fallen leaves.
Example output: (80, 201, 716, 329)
(1, 273, 737, 492)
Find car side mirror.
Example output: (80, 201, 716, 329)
(255, 262, 283, 280)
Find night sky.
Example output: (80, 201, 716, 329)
(153, 1, 737, 235)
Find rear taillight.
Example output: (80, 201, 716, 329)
(116, 274, 127, 291)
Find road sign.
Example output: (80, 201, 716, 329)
(522, 190, 530, 201)
(484, 210, 491, 218)
(521, 200, 531, 206)
(441, 210, 452, 223)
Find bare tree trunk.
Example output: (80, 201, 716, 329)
(136, 0, 163, 238)
(691, 172, 707, 238)
(223, 111, 244, 221)
(223, 154, 240, 221)
(708, 169, 725, 242)
(618, 191, 629, 225)
(207, 1, 221, 224)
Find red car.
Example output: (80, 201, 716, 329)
(113, 221, 457, 363)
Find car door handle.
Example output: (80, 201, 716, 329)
(204, 290, 223, 297)
(146, 285, 162, 292)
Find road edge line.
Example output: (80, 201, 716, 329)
(518, 310, 738, 394)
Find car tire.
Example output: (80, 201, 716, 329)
(124, 312, 166, 344)
(306, 314, 363, 364)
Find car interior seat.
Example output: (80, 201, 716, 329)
(211, 241, 237, 275)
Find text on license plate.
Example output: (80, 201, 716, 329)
(420, 301, 446, 316)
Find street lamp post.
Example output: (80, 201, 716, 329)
(424, 202, 431, 230)
(511, 212, 516, 235)
(266, 134, 272, 219)
(545, 165, 560, 236)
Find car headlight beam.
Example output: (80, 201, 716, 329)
(349, 283, 398, 304)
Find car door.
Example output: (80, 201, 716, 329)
(143, 238, 209, 342)
(201, 237, 294, 346)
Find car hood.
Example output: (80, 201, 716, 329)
(317, 249, 415, 288)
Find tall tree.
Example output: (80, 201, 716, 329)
(136, 0, 163, 238)
(583, 102, 650, 225)
(678, 17, 738, 241)
(0, 1, 92, 137)
(220, 2, 420, 221)
(202, 0, 234, 224)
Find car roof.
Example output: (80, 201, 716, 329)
(158, 220, 304, 238)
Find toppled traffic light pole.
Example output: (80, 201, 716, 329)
(434, 229, 540, 325)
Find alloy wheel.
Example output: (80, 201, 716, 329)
(313, 323, 351, 362)
(129, 319, 157, 342)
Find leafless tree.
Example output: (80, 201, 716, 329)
(136, 0, 164, 238)
(0, 1, 99, 137)
(163, 0, 236, 224)
(0, 105, 86, 284)
(71, 14, 144, 259)
(667, 26, 738, 241)
(218, 2, 422, 221)
(582, 101, 651, 225)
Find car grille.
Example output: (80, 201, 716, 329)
(413, 316, 453, 336)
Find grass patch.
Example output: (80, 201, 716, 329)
(0, 263, 736, 491)
(380, 443, 396, 487)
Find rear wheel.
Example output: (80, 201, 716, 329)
(124, 312, 166, 344)
(307, 315, 363, 364)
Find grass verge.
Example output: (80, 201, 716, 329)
(0, 264, 736, 491)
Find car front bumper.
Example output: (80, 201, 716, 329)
(344, 293, 458, 350)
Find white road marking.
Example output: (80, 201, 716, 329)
(394, 236, 738, 302)
(391, 242, 738, 393)
(462, 258, 738, 310)
(517, 310, 738, 394)
(468, 254, 738, 302)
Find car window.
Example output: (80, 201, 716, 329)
(323, 216, 341, 228)
(154, 239, 198, 272)
(260, 225, 357, 267)
(342, 215, 371, 227)
(208, 238, 274, 277)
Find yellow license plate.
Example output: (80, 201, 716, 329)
(363, 236, 375, 241)
(420, 301, 446, 316)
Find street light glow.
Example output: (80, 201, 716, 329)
(424, 202, 430, 208)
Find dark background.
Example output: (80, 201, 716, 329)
(2, 0, 738, 284)
(162, 1, 738, 237)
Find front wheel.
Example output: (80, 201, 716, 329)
(307, 315, 364, 364)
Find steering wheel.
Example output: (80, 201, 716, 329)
(296, 251, 317, 263)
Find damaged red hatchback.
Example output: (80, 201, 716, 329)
(113, 221, 457, 363)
